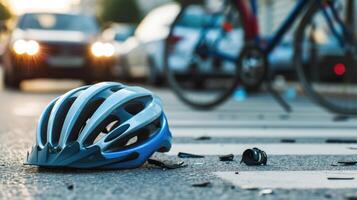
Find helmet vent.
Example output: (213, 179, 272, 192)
(125, 136, 138, 147)
(51, 98, 76, 145)
(92, 119, 120, 144)
(84, 115, 122, 146)
(39, 102, 56, 147)
(124, 101, 145, 115)
(104, 117, 161, 152)
(66, 98, 105, 144)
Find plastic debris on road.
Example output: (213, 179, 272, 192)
(241, 148, 267, 166)
(259, 189, 273, 196)
(327, 177, 355, 180)
(192, 182, 211, 187)
(280, 139, 296, 143)
(233, 87, 247, 102)
(67, 184, 74, 191)
(147, 159, 187, 169)
(219, 154, 234, 161)
(178, 152, 205, 158)
(332, 161, 357, 166)
(195, 136, 211, 141)
(326, 139, 357, 144)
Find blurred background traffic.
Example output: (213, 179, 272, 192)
(0, 0, 309, 90)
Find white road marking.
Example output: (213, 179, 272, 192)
(12, 102, 44, 117)
(214, 171, 357, 189)
(169, 120, 357, 128)
(172, 128, 357, 138)
(168, 143, 357, 155)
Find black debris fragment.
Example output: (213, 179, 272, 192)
(333, 115, 350, 122)
(337, 161, 357, 166)
(67, 184, 74, 190)
(148, 159, 187, 169)
(178, 152, 205, 158)
(219, 154, 234, 161)
(326, 139, 357, 144)
(346, 196, 357, 200)
(244, 187, 259, 191)
(195, 136, 211, 141)
(331, 161, 357, 166)
(327, 177, 355, 180)
(280, 139, 296, 143)
(235, 171, 239, 174)
(192, 182, 211, 187)
(241, 148, 267, 166)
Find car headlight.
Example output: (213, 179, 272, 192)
(13, 39, 40, 55)
(13, 39, 27, 55)
(91, 42, 115, 57)
(26, 40, 40, 55)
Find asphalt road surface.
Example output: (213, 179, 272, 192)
(1, 80, 357, 200)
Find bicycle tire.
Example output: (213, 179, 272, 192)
(164, 2, 246, 110)
(294, 1, 357, 115)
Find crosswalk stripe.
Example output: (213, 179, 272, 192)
(166, 112, 333, 118)
(168, 143, 357, 155)
(169, 120, 357, 128)
(172, 128, 357, 138)
(214, 171, 357, 189)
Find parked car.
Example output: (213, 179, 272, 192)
(117, 3, 181, 84)
(102, 23, 135, 52)
(102, 23, 135, 78)
(3, 12, 115, 88)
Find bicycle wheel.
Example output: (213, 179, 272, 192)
(295, 0, 357, 114)
(164, 1, 245, 109)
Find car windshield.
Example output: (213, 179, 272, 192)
(18, 13, 99, 33)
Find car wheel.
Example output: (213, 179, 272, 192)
(4, 72, 21, 89)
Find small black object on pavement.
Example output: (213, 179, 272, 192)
(280, 139, 296, 143)
(147, 159, 187, 169)
(337, 161, 357, 166)
(326, 139, 357, 144)
(327, 177, 354, 180)
(195, 136, 211, 140)
(67, 184, 74, 190)
(346, 196, 357, 200)
(178, 152, 205, 158)
(192, 182, 211, 187)
(241, 148, 267, 166)
(219, 154, 234, 161)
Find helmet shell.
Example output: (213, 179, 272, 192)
(26, 82, 172, 169)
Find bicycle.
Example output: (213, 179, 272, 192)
(164, 0, 356, 114)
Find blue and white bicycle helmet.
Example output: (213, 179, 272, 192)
(26, 82, 172, 169)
